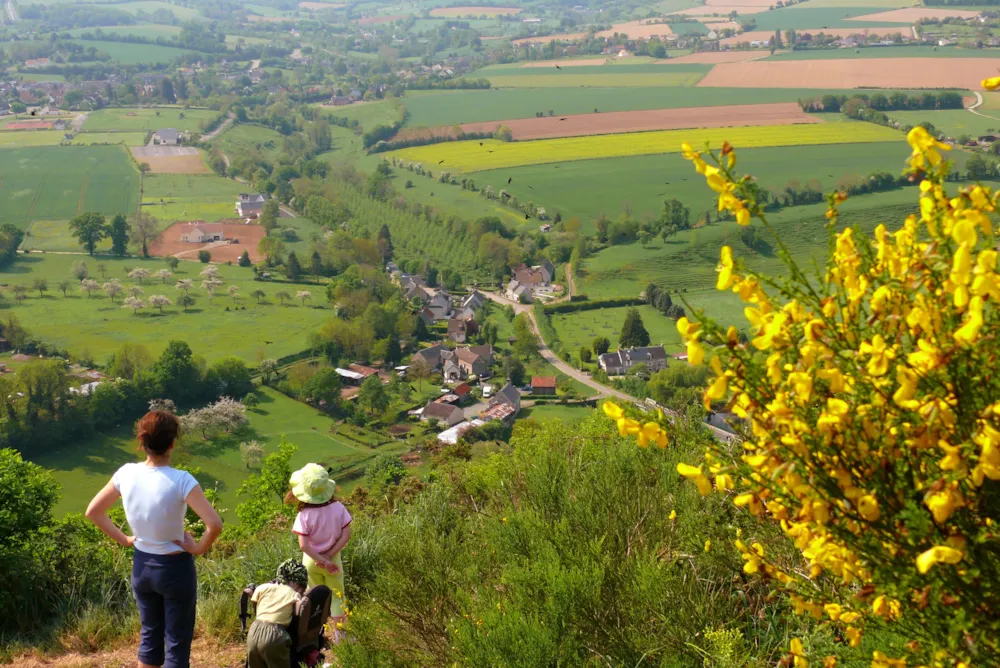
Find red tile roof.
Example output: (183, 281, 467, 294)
(531, 376, 557, 388)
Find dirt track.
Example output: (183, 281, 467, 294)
(697, 58, 991, 90)
(666, 51, 766, 64)
(457, 102, 820, 140)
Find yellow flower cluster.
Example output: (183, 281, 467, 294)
(605, 118, 1000, 666)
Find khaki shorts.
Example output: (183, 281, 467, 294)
(247, 619, 291, 668)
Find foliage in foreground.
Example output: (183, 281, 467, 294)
(628, 126, 1000, 666)
(332, 414, 805, 667)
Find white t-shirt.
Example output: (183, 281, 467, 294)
(112, 463, 199, 555)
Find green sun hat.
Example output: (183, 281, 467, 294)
(276, 558, 308, 588)
(289, 463, 336, 505)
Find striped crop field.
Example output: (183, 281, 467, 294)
(388, 122, 902, 173)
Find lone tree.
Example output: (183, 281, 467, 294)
(149, 295, 171, 313)
(155, 269, 173, 283)
(96, 263, 107, 279)
(296, 290, 312, 306)
(57, 280, 71, 297)
(238, 250, 252, 267)
(377, 223, 393, 262)
(202, 278, 222, 301)
(286, 251, 302, 281)
(619, 308, 650, 348)
(69, 212, 107, 255)
(407, 357, 430, 391)
(80, 278, 100, 298)
(228, 285, 239, 303)
(103, 279, 124, 303)
(11, 285, 26, 304)
(32, 278, 47, 298)
(177, 294, 196, 311)
(275, 290, 291, 306)
(122, 296, 145, 315)
(166, 256, 179, 271)
(592, 336, 610, 356)
(250, 289, 266, 305)
(259, 199, 280, 233)
(129, 211, 160, 258)
(357, 374, 390, 416)
(239, 440, 264, 470)
(71, 261, 88, 281)
(109, 214, 130, 257)
(198, 250, 212, 263)
(128, 268, 151, 284)
(175, 279, 193, 294)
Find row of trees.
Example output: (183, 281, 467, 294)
(68, 211, 159, 257)
(800, 91, 964, 114)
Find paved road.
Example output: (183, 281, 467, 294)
(5, 0, 17, 22)
(482, 290, 632, 402)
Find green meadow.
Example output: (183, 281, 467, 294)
(67, 39, 202, 65)
(0, 146, 139, 226)
(472, 141, 915, 234)
(887, 109, 1000, 139)
(67, 24, 184, 39)
(0, 130, 65, 147)
(69, 132, 149, 146)
(401, 87, 933, 127)
(142, 173, 247, 223)
(766, 46, 998, 60)
(551, 305, 683, 356)
(213, 123, 286, 162)
(742, 6, 905, 30)
(36, 387, 411, 519)
(83, 107, 219, 133)
(0, 254, 331, 363)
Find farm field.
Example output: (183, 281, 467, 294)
(456, 102, 820, 141)
(520, 403, 594, 424)
(484, 71, 707, 88)
(69, 132, 149, 146)
(0, 254, 331, 364)
(577, 195, 932, 325)
(0, 130, 64, 147)
(697, 59, 990, 89)
(109, 0, 202, 20)
(667, 51, 767, 64)
(213, 123, 286, 162)
(0, 146, 138, 226)
(149, 220, 267, 263)
(888, 110, 1000, 139)
(298, 1, 345, 9)
(82, 107, 218, 133)
(401, 87, 928, 127)
(429, 5, 520, 16)
(472, 141, 914, 233)
(737, 5, 911, 30)
(36, 387, 407, 519)
(765, 46, 998, 60)
(66, 25, 183, 39)
(552, 305, 683, 357)
(66, 39, 202, 65)
(132, 146, 211, 174)
(387, 122, 902, 173)
(23, 220, 112, 253)
(142, 173, 246, 223)
(846, 8, 981, 23)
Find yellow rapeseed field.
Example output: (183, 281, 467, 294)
(389, 123, 902, 173)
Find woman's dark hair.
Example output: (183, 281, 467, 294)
(137, 410, 180, 456)
(283, 489, 336, 512)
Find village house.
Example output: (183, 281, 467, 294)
(456, 345, 492, 378)
(152, 128, 182, 145)
(530, 376, 557, 395)
(235, 193, 269, 217)
(598, 346, 668, 375)
(421, 401, 465, 427)
(335, 363, 379, 386)
(481, 382, 521, 425)
(425, 289, 453, 321)
(461, 290, 486, 312)
(447, 317, 470, 343)
(179, 222, 226, 243)
(411, 343, 446, 371)
(505, 279, 532, 303)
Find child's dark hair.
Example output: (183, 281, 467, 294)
(284, 489, 336, 512)
(136, 410, 180, 456)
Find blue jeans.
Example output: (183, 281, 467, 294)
(131, 550, 197, 668)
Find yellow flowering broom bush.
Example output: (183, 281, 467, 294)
(605, 92, 1000, 667)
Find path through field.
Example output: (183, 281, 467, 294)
(200, 112, 235, 141)
(967, 92, 1000, 124)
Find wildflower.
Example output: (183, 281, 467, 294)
(668, 509, 677, 521)
(704, 539, 711, 552)
(983, 76, 1000, 90)
(857, 495, 880, 522)
(677, 462, 712, 496)
(789, 638, 808, 668)
(717, 245, 736, 291)
(924, 488, 960, 524)
(636, 422, 668, 449)
(915, 545, 964, 574)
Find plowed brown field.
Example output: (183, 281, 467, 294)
(697, 58, 988, 90)
(847, 8, 980, 23)
(456, 102, 821, 140)
(149, 221, 266, 263)
(596, 19, 673, 39)
(355, 14, 406, 24)
(674, 0, 773, 16)
(512, 32, 588, 45)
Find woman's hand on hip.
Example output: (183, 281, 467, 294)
(175, 531, 205, 555)
(121, 535, 136, 548)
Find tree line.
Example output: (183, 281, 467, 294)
(799, 91, 964, 114)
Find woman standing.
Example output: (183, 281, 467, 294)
(86, 410, 223, 668)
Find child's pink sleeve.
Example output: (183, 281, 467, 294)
(340, 504, 352, 528)
(292, 511, 309, 536)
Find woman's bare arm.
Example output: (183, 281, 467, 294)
(84, 481, 134, 548)
(176, 486, 223, 555)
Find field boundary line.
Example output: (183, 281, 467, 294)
(76, 173, 90, 214)
(27, 182, 44, 216)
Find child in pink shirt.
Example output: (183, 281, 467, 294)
(287, 464, 352, 636)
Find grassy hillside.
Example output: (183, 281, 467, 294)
(83, 107, 219, 133)
(0, 254, 330, 363)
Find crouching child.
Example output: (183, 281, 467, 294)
(246, 559, 309, 668)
